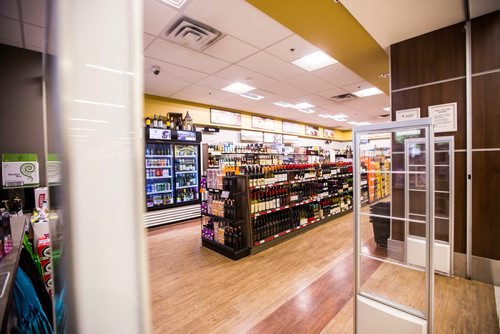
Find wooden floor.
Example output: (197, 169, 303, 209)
(147, 212, 499, 334)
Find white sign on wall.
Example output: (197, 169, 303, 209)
(428, 102, 457, 133)
(396, 108, 420, 121)
(2, 161, 40, 187)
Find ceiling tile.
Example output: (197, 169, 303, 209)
(214, 64, 277, 88)
(287, 73, 335, 93)
(316, 87, 348, 99)
(238, 51, 304, 81)
(144, 73, 192, 97)
(145, 38, 230, 74)
(21, 0, 45, 27)
(177, 84, 236, 101)
(144, 56, 208, 83)
(143, 0, 178, 36)
(0, 16, 22, 47)
(0, 0, 19, 19)
(203, 35, 259, 63)
(341, 80, 374, 94)
(265, 34, 319, 63)
(184, 0, 293, 49)
(313, 63, 365, 87)
(261, 81, 306, 99)
(293, 94, 332, 107)
(169, 91, 221, 106)
(23, 23, 43, 52)
(197, 75, 232, 90)
(144, 33, 155, 50)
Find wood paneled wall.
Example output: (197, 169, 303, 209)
(390, 11, 500, 260)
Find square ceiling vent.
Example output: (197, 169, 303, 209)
(165, 16, 223, 51)
(330, 93, 358, 102)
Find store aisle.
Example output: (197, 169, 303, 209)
(147, 213, 499, 334)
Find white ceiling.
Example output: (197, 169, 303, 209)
(2, 0, 499, 129)
(341, 0, 500, 49)
(142, 0, 389, 130)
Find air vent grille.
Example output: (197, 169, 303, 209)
(164, 16, 223, 51)
(330, 93, 357, 102)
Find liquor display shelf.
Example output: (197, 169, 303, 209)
(175, 171, 197, 174)
(177, 185, 198, 189)
(252, 198, 318, 218)
(254, 207, 353, 247)
(249, 172, 353, 190)
(146, 165, 172, 169)
(201, 212, 245, 224)
(201, 238, 251, 261)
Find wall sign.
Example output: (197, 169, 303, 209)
(240, 130, 263, 142)
(263, 132, 283, 144)
(428, 102, 457, 133)
(177, 130, 197, 142)
(2, 153, 40, 188)
(149, 128, 171, 140)
(323, 129, 335, 139)
(283, 135, 299, 144)
(210, 109, 241, 126)
(282, 121, 301, 134)
(305, 125, 319, 136)
(396, 107, 420, 121)
(252, 116, 275, 131)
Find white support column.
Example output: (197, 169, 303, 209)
(465, 21, 472, 279)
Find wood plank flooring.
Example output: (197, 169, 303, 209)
(147, 213, 499, 333)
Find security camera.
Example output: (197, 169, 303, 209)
(152, 65, 160, 75)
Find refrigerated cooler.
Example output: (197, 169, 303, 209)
(144, 127, 202, 227)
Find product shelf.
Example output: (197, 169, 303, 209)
(201, 212, 245, 224)
(201, 238, 251, 261)
(176, 185, 198, 189)
(146, 190, 173, 195)
(145, 166, 172, 169)
(145, 155, 172, 158)
(146, 176, 173, 180)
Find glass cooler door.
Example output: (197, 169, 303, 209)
(145, 143, 173, 209)
(174, 144, 200, 204)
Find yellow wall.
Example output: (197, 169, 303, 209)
(144, 95, 352, 142)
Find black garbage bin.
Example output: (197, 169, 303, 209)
(369, 202, 390, 247)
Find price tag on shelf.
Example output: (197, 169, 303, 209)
(221, 191, 230, 199)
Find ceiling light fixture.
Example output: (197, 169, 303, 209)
(318, 114, 329, 118)
(222, 82, 256, 94)
(290, 102, 314, 110)
(352, 87, 384, 98)
(348, 121, 371, 126)
(161, 0, 188, 9)
(274, 101, 292, 108)
(240, 92, 264, 100)
(291, 51, 338, 71)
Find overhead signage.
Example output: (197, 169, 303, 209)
(2, 153, 40, 188)
(263, 132, 283, 144)
(177, 130, 197, 142)
(282, 135, 299, 144)
(201, 126, 219, 133)
(305, 125, 319, 136)
(149, 128, 171, 140)
(211, 109, 241, 126)
(428, 102, 457, 133)
(282, 121, 301, 134)
(323, 129, 335, 139)
(240, 130, 263, 142)
(252, 116, 275, 131)
(396, 107, 420, 121)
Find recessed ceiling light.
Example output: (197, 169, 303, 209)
(274, 101, 292, 108)
(352, 87, 384, 98)
(299, 109, 315, 114)
(290, 102, 314, 110)
(318, 114, 329, 118)
(378, 73, 390, 79)
(383, 107, 391, 112)
(291, 51, 338, 71)
(161, 0, 188, 9)
(240, 92, 264, 100)
(222, 82, 256, 94)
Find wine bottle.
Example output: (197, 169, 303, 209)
(153, 114, 158, 128)
(146, 116, 151, 127)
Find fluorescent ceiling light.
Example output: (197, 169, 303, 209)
(383, 106, 391, 112)
(291, 51, 338, 71)
(222, 82, 256, 94)
(161, 0, 188, 8)
(352, 87, 384, 98)
(274, 101, 292, 108)
(299, 109, 315, 114)
(240, 92, 264, 100)
(318, 114, 329, 118)
(290, 102, 314, 110)
(348, 121, 371, 126)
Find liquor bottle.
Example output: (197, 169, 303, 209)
(166, 117, 171, 129)
(153, 114, 158, 128)
(146, 116, 151, 127)
(159, 115, 163, 129)
(170, 117, 175, 130)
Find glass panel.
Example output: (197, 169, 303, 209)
(435, 192, 450, 218)
(435, 165, 450, 192)
(435, 217, 450, 242)
(175, 144, 199, 203)
(145, 143, 173, 208)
